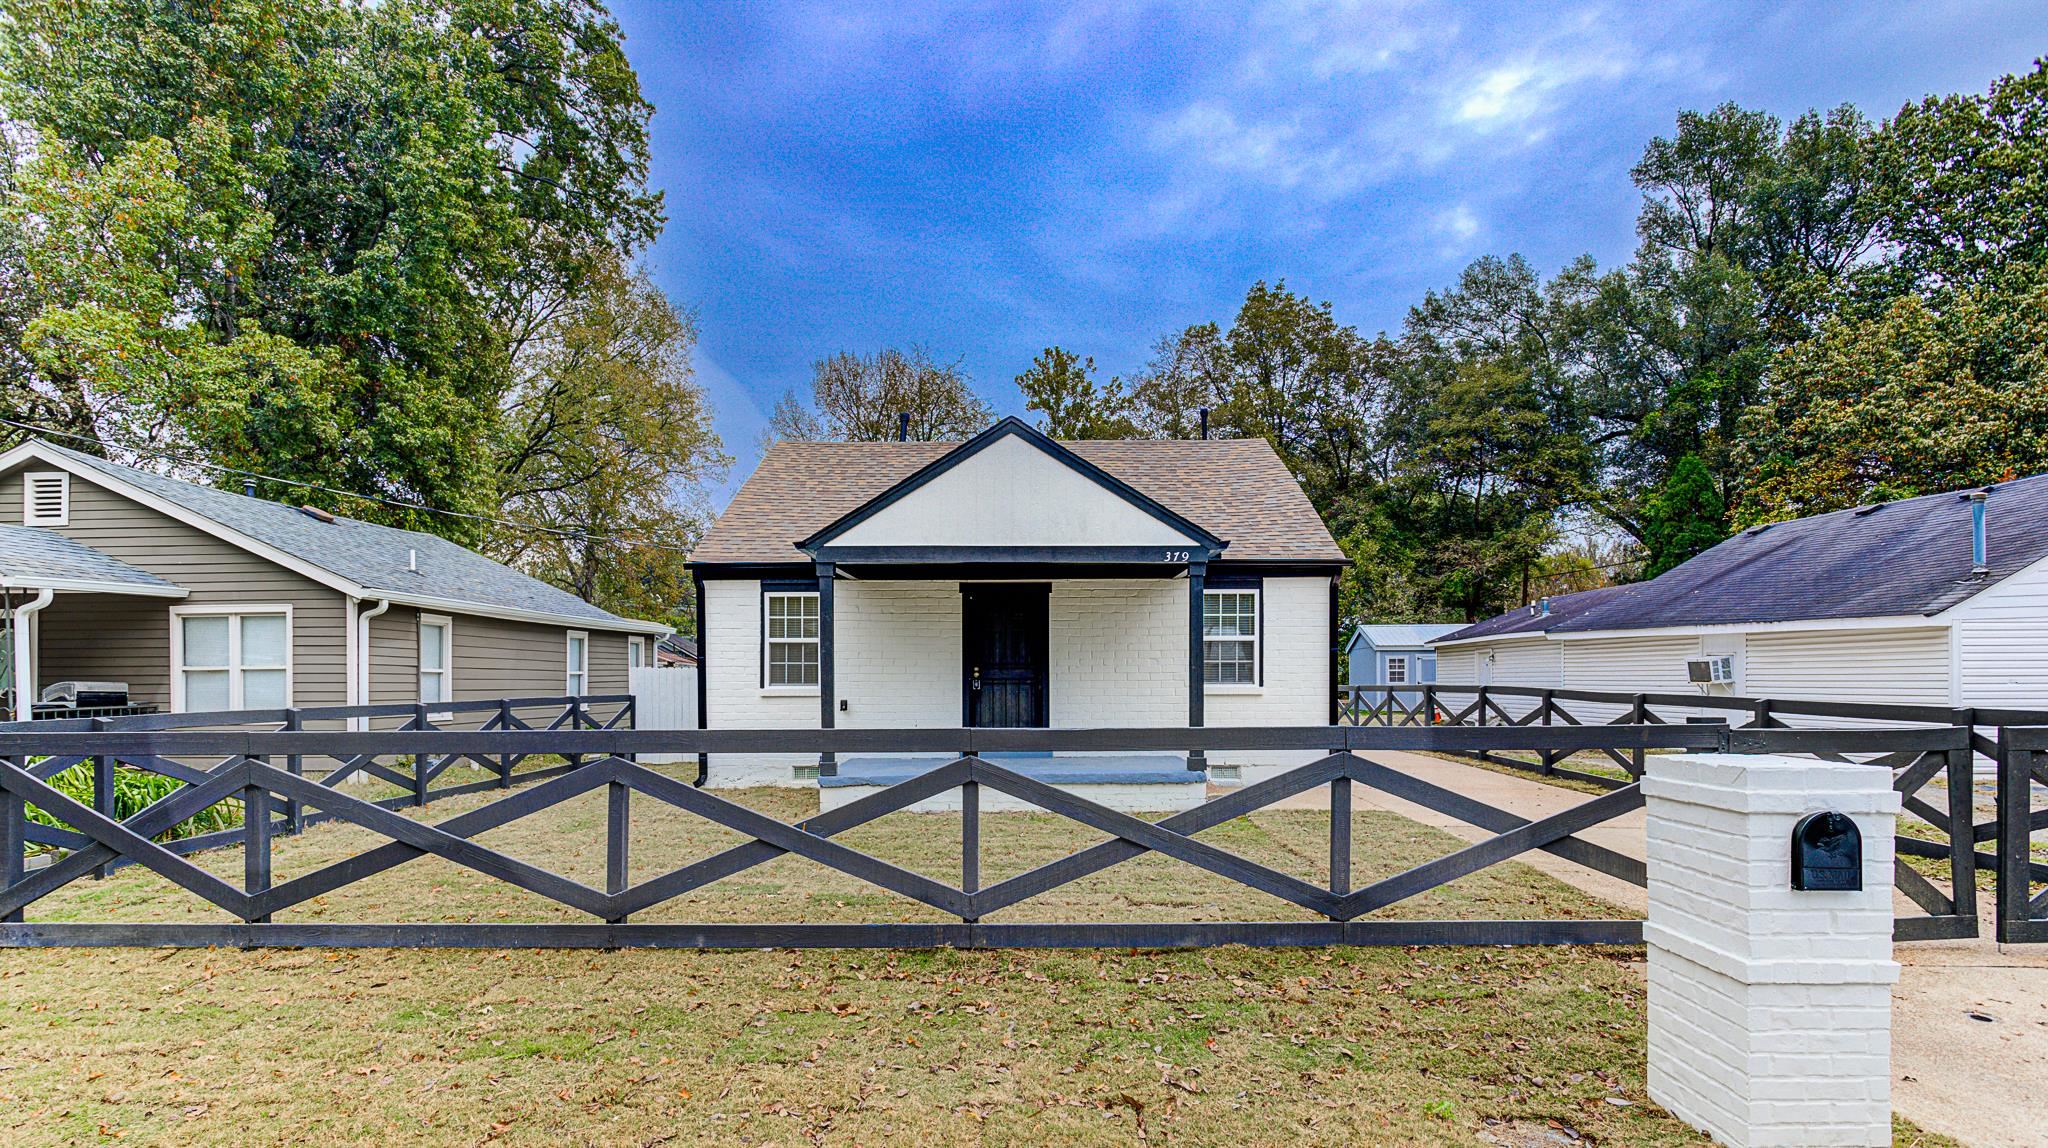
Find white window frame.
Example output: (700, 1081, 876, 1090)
(1385, 655, 1408, 685)
(23, 470, 69, 526)
(418, 613, 453, 708)
(565, 629, 589, 696)
(761, 590, 820, 692)
(169, 604, 294, 712)
(628, 635, 647, 669)
(1201, 587, 1260, 691)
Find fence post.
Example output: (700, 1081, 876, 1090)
(1475, 685, 1487, 727)
(1422, 683, 1437, 726)
(282, 709, 304, 836)
(498, 699, 515, 787)
(1996, 728, 2041, 944)
(243, 776, 272, 925)
(1538, 690, 1555, 775)
(2, 757, 22, 924)
(961, 780, 980, 912)
(1630, 693, 1647, 778)
(413, 702, 430, 806)
(1328, 776, 1351, 898)
(91, 752, 115, 879)
(1643, 751, 1898, 1148)
(605, 779, 630, 923)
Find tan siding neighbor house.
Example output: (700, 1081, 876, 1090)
(1, 440, 665, 723)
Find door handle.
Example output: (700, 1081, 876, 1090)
(971, 667, 982, 691)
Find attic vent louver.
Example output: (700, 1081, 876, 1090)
(22, 471, 68, 526)
(298, 504, 335, 524)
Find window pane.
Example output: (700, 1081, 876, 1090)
(240, 614, 287, 667)
(1202, 592, 1255, 637)
(420, 671, 445, 704)
(568, 634, 587, 670)
(242, 668, 287, 709)
(182, 616, 230, 668)
(568, 671, 588, 695)
(1386, 657, 1407, 684)
(1203, 639, 1256, 685)
(420, 623, 446, 671)
(184, 668, 231, 710)
(768, 641, 819, 686)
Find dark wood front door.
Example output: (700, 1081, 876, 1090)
(962, 584, 1049, 728)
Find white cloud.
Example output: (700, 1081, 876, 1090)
(1450, 42, 1640, 134)
(1434, 203, 1480, 242)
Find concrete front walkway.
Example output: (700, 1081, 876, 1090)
(1254, 749, 2048, 1148)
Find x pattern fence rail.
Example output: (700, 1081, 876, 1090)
(1346, 683, 2048, 943)
(0, 695, 632, 870)
(0, 719, 2003, 949)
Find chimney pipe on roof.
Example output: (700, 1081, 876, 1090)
(243, 478, 256, 498)
(1970, 491, 1989, 574)
(897, 412, 910, 442)
(1198, 407, 1210, 440)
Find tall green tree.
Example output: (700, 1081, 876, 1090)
(1639, 455, 1728, 577)
(1015, 346, 1137, 438)
(0, 0, 666, 539)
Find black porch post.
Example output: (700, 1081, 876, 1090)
(817, 561, 836, 777)
(1186, 558, 1206, 772)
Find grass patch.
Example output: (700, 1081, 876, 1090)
(0, 769, 1941, 1145)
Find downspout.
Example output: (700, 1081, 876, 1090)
(9, 587, 54, 722)
(357, 598, 392, 730)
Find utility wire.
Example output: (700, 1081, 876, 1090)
(0, 416, 694, 555)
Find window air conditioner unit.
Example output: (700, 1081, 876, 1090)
(1685, 655, 1736, 686)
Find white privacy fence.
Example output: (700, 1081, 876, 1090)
(628, 665, 698, 764)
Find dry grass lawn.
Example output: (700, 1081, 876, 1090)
(0, 765, 1959, 1146)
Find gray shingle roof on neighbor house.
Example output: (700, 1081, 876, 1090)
(42, 443, 650, 630)
(1437, 472, 2048, 643)
(0, 523, 184, 594)
(1435, 584, 1637, 644)
(694, 435, 1346, 565)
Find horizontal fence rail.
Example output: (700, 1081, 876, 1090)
(3, 715, 2024, 950)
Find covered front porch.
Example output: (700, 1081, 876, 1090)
(2, 523, 188, 723)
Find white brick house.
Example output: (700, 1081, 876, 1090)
(687, 418, 1346, 787)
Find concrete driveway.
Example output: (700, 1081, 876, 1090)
(1255, 750, 2048, 1148)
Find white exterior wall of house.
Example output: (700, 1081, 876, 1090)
(703, 575, 1331, 786)
(1948, 553, 2048, 710)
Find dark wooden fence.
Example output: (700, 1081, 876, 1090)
(0, 714, 2012, 949)
(1345, 682, 2048, 943)
(0, 695, 632, 868)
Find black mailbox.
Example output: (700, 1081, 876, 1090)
(1791, 811, 1862, 891)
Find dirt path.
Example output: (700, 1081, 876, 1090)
(1253, 750, 2048, 1148)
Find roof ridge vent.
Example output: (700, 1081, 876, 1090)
(298, 504, 336, 524)
(1852, 502, 1886, 516)
(1742, 523, 1772, 536)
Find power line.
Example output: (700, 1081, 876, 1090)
(0, 416, 694, 555)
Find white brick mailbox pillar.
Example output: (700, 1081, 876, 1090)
(1642, 754, 1899, 1148)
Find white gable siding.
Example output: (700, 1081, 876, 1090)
(1949, 555, 2048, 710)
(832, 434, 1197, 548)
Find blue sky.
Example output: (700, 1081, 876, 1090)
(609, 1, 2042, 506)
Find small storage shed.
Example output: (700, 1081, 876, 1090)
(1343, 624, 1461, 690)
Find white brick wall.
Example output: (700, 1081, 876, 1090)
(1643, 753, 1900, 1148)
(702, 575, 1332, 785)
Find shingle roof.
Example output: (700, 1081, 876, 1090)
(693, 436, 1345, 564)
(1434, 585, 1637, 644)
(1549, 475, 2048, 632)
(1436, 472, 2048, 641)
(1347, 623, 1464, 650)
(0, 524, 184, 594)
(38, 443, 652, 630)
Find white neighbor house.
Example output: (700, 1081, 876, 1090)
(1433, 474, 2048, 720)
(687, 418, 1346, 788)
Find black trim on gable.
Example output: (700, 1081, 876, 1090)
(793, 417, 1228, 554)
